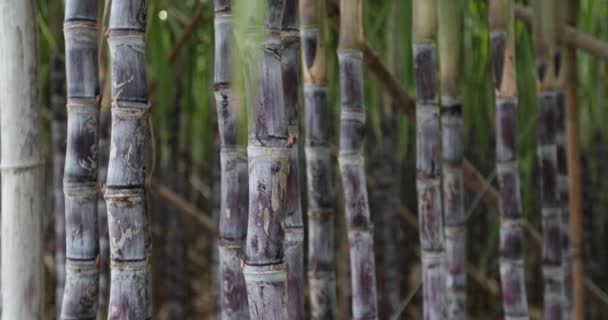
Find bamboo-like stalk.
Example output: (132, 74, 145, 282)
(412, 1, 446, 319)
(489, 1, 531, 319)
(241, 1, 290, 318)
(564, 1, 584, 319)
(300, 0, 337, 318)
(337, 1, 378, 319)
(0, 0, 45, 318)
(51, 55, 67, 316)
(437, 1, 466, 318)
(281, 1, 305, 319)
(533, 1, 564, 319)
(105, 0, 151, 317)
(554, 5, 573, 318)
(214, 0, 250, 317)
(61, 0, 101, 318)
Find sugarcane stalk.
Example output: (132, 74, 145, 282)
(240, 1, 290, 318)
(214, 0, 250, 318)
(554, 4, 574, 319)
(337, 1, 379, 319)
(412, 0, 446, 319)
(281, 1, 305, 319)
(61, 0, 101, 318)
(51, 55, 68, 316)
(300, 0, 337, 318)
(437, 1, 466, 318)
(489, 0, 531, 319)
(105, 0, 151, 317)
(564, 1, 584, 319)
(0, 0, 45, 318)
(533, 1, 564, 319)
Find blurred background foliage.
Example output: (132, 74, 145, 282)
(32, 0, 608, 318)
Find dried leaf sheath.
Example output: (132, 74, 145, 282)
(413, 0, 447, 318)
(61, 1, 101, 317)
(242, 1, 290, 318)
(214, 0, 250, 317)
(105, 0, 151, 318)
(489, 0, 530, 318)
(338, 1, 379, 319)
(300, 0, 337, 318)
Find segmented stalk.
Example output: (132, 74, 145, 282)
(105, 0, 152, 317)
(242, 1, 290, 318)
(0, 1, 45, 318)
(214, 0, 250, 318)
(489, 0, 530, 318)
(281, 1, 306, 319)
(300, 0, 337, 318)
(533, 1, 564, 319)
(554, 5, 573, 318)
(437, 1, 466, 318)
(61, 1, 101, 317)
(338, 1, 379, 319)
(413, 0, 447, 318)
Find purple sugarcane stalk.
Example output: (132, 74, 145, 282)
(489, 0, 531, 318)
(105, 0, 152, 317)
(338, 1, 379, 319)
(61, 1, 101, 317)
(214, 0, 250, 318)
(300, 0, 338, 318)
(242, 1, 291, 318)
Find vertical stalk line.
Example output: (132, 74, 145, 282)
(489, 0, 530, 319)
(0, 1, 45, 318)
(281, 1, 305, 319)
(300, 0, 338, 318)
(48, 0, 67, 314)
(97, 1, 112, 317)
(61, 1, 101, 318)
(554, 4, 573, 318)
(533, 1, 564, 319)
(564, 1, 584, 318)
(337, 1, 378, 319)
(214, 0, 250, 318)
(437, 1, 466, 318)
(97, 106, 111, 320)
(105, 0, 151, 318)
(412, 1, 446, 319)
(242, 1, 290, 318)
(51, 55, 67, 317)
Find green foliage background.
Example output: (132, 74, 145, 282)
(33, 0, 608, 315)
